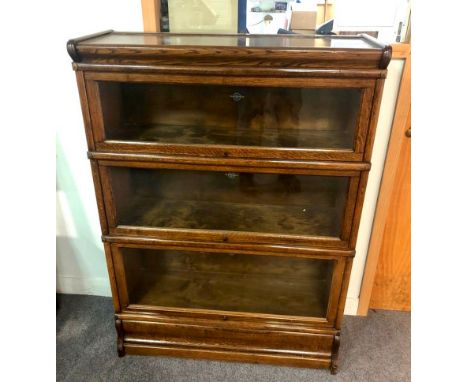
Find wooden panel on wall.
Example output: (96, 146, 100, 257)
(357, 44, 411, 315)
(316, 3, 335, 26)
(369, 109, 410, 311)
(141, 0, 160, 32)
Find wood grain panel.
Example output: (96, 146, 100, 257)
(358, 45, 411, 315)
(141, 0, 160, 33)
(369, 112, 411, 311)
(103, 235, 355, 259)
(119, 247, 334, 318)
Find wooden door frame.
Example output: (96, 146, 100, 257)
(357, 43, 411, 315)
(141, 0, 161, 32)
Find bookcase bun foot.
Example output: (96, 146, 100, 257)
(115, 318, 125, 357)
(330, 332, 341, 374)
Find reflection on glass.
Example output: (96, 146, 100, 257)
(87, 33, 380, 50)
(99, 82, 361, 150)
(122, 247, 335, 317)
(109, 167, 349, 237)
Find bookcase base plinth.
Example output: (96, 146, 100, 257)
(117, 316, 339, 372)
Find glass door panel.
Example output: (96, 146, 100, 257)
(108, 167, 349, 238)
(120, 247, 335, 318)
(98, 82, 361, 151)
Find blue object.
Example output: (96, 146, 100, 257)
(316, 19, 335, 35)
(275, 2, 288, 11)
(277, 28, 297, 35)
(238, 0, 247, 33)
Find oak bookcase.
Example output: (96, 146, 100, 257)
(67, 31, 390, 374)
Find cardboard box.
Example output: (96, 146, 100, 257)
(290, 11, 317, 31)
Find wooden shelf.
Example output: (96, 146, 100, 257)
(123, 197, 343, 237)
(123, 248, 334, 317)
(109, 166, 349, 238)
(98, 82, 361, 154)
(118, 123, 355, 150)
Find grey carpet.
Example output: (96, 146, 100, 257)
(56, 294, 410, 382)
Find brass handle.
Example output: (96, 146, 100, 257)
(405, 127, 411, 138)
(229, 92, 244, 102)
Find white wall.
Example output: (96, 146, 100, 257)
(334, 0, 409, 43)
(56, 1, 142, 296)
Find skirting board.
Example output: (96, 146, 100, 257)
(56, 275, 111, 297)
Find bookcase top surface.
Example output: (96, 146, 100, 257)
(76, 31, 383, 50)
(67, 30, 392, 71)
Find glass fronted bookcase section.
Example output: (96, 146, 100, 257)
(98, 164, 360, 248)
(88, 78, 376, 161)
(111, 245, 345, 323)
